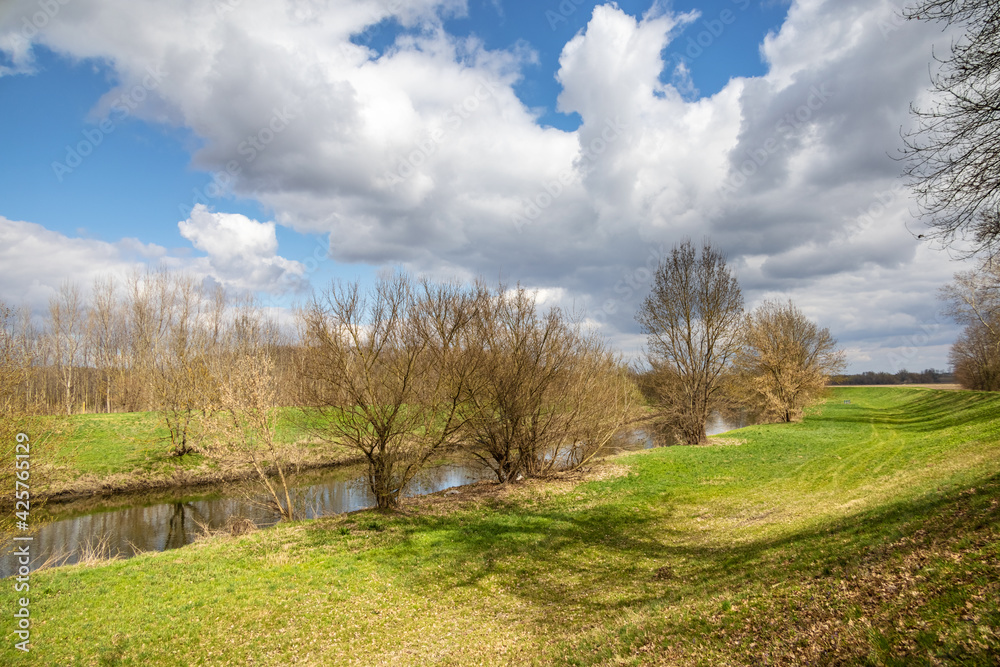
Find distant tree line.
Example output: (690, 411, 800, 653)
(831, 369, 954, 386)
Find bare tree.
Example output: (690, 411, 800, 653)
(88, 276, 124, 413)
(15, 305, 42, 409)
(213, 302, 295, 520)
(299, 272, 480, 509)
(48, 282, 87, 415)
(950, 319, 1000, 390)
(941, 258, 1000, 389)
(0, 302, 41, 551)
(553, 335, 641, 470)
(461, 284, 639, 481)
(636, 239, 744, 445)
(902, 0, 1000, 256)
(731, 300, 846, 423)
(941, 258, 1000, 339)
(152, 275, 220, 456)
(124, 268, 173, 412)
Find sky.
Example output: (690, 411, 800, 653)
(0, 0, 970, 372)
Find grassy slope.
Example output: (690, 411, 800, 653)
(36, 408, 353, 497)
(3, 387, 999, 665)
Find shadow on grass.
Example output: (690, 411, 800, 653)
(354, 468, 1000, 631)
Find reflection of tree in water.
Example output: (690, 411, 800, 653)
(647, 421, 680, 448)
(9, 460, 498, 578)
(163, 502, 208, 550)
(642, 410, 747, 448)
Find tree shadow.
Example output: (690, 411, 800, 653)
(367, 468, 1000, 630)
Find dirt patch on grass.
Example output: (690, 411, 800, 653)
(704, 437, 746, 447)
(405, 459, 632, 516)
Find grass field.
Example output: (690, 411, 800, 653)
(3, 387, 999, 665)
(34, 408, 359, 499)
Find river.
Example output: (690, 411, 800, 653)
(4, 415, 743, 577)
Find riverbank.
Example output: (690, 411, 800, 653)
(31, 408, 654, 505)
(25, 408, 367, 504)
(3, 387, 998, 665)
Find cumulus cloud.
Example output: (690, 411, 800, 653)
(0, 0, 971, 370)
(0, 215, 165, 311)
(178, 205, 306, 294)
(0, 207, 305, 314)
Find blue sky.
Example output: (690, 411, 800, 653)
(0, 0, 967, 371)
(0, 1, 786, 245)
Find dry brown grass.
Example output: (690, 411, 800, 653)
(404, 458, 632, 517)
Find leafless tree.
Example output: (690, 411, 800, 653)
(950, 319, 1000, 390)
(941, 257, 1000, 338)
(902, 0, 1000, 256)
(299, 272, 480, 509)
(48, 282, 87, 415)
(152, 274, 223, 456)
(552, 337, 641, 470)
(15, 305, 42, 409)
(941, 258, 1000, 389)
(731, 300, 846, 423)
(124, 268, 173, 412)
(461, 283, 639, 481)
(88, 276, 124, 414)
(636, 239, 744, 444)
(0, 301, 42, 551)
(213, 301, 295, 520)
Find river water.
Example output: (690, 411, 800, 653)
(4, 416, 743, 577)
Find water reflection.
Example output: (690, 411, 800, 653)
(5, 414, 745, 578)
(635, 412, 748, 447)
(3, 461, 490, 578)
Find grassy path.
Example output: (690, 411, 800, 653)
(2, 387, 999, 665)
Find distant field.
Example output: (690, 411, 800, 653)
(3, 387, 998, 665)
(833, 383, 964, 391)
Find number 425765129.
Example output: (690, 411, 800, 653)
(15, 433, 29, 523)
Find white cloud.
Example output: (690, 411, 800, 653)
(178, 205, 306, 294)
(0, 0, 973, 370)
(0, 207, 305, 314)
(0, 215, 165, 310)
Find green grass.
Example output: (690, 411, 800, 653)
(33, 407, 351, 496)
(4, 387, 999, 665)
(43, 411, 170, 477)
